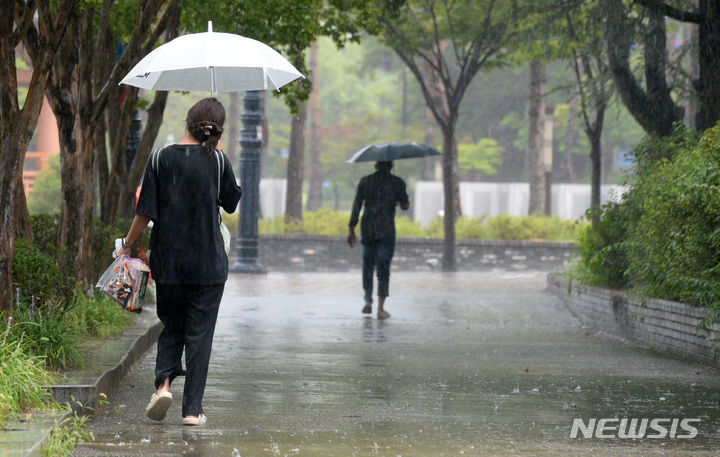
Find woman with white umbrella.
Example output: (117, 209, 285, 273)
(116, 98, 241, 426)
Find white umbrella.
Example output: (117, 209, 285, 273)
(120, 21, 303, 94)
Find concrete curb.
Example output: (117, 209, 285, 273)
(547, 273, 720, 368)
(11, 312, 163, 457)
(50, 319, 163, 412)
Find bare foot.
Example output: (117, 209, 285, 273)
(362, 303, 372, 314)
(377, 310, 391, 319)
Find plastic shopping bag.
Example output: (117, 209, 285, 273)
(96, 255, 150, 313)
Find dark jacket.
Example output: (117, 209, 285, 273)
(349, 170, 409, 241)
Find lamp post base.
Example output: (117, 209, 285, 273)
(230, 259, 266, 274)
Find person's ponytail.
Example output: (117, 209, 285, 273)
(189, 120, 224, 155)
(185, 98, 226, 155)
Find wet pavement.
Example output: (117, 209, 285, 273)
(75, 271, 720, 456)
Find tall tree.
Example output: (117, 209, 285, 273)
(306, 41, 324, 212)
(103, 3, 180, 223)
(375, 0, 541, 271)
(635, 0, 720, 132)
(0, 0, 76, 313)
(285, 97, 307, 226)
(528, 60, 547, 215)
(561, 3, 615, 226)
(44, 0, 171, 283)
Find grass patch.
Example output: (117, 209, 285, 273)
(0, 320, 54, 427)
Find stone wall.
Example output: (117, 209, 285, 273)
(547, 274, 720, 367)
(229, 235, 574, 272)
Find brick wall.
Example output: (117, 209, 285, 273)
(229, 235, 574, 272)
(548, 274, 720, 367)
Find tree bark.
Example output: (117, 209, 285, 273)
(227, 92, 239, 169)
(528, 60, 547, 215)
(605, 0, 683, 136)
(440, 123, 458, 271)
(421, 106, 436, 180)
(560, 94, 579, 183)
(306, 41, 323, 212)
(14, 174, 31, 239)
(588, 106, 605, 227)
(285, 99, 307, 228)
(696, 0, 720, 130)
(0, 0, 74, 313)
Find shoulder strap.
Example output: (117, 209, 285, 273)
(150, 147, 162, 174)
(214, 149, 224, 201)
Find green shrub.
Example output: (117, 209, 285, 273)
(395, 215, 429, 237)
(0, 324, 54, 426)
(626, 125, 720, 307)
(255, 210, 585, 241)
(456, 216, 489, 239)
(577, 124, 720, 312)
(10, 310, 83, 369)
(12, 238, 75, 314)
(302, 208, 348, 235)
(577, 201, 633, 288)
(258, 215, 286, 234)
(67, 293, 131, 339)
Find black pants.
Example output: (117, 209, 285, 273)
(154, 283, 224, 417)
(362, 237, 395, 304)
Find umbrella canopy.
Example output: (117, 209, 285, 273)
(346, 142, 441, 163)
(120, 22, 303, 94)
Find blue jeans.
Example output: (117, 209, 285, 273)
(362, 237, 395, 304)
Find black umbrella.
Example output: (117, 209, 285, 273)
(346, 141, 441, 163)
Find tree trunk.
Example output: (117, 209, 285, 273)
(528, 60, 547, 215)
(588, 106, 605, 227)
(0, 0, 74, 313)
(306, 41, 323, 212)
(14, 175, 31, 238)
(285, 99, 307, 228)
(421, 106, 436, 180)
(605, 0, 682, 136)
(440, 124, 458, 271)
(696, 0, 720, 130)
(683, 15, 699, 130)
(560, 94, 579, 183)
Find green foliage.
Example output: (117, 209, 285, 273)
(457, 138, 502, 175)
(626, 125, 720, 307)
(0, 330, 54, 427)
(256, 210, 585, 241)
(578, 124, 720, 313)
(302, 208, 351, 235)
(9, 310, 83, 370)
(577, 201, 633, 288)
(28, 154, 62, 214)
(12, 238, 75, 314)
(42, 408, 94, 457)
(394, 216, 427, 238)
(67, 293, 131, 339)
(11, 217, 138, 368)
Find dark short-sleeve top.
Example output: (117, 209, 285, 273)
(349, 170, 409, 241)
(136, 144, 242, 285)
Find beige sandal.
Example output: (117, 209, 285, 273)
(183, 414, 207, 426)
(145, 392, 172, 421)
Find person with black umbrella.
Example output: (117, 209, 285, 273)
(347, 161, 410, 319)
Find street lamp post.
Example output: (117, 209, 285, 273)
(230, 90, 266, 273)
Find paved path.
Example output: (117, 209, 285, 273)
(75, 271, 720, 456)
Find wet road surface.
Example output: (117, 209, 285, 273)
(75, 271, 720, 456)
